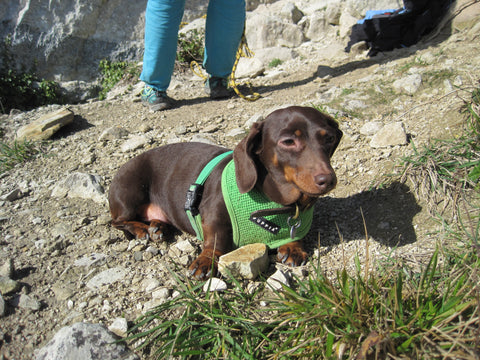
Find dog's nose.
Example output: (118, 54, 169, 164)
(314, 174, 336, 192)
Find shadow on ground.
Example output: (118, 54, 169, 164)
(51, 115, 94, 138)
(308, 182, 422, 252)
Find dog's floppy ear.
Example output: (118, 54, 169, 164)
(233, 121, 264, 193)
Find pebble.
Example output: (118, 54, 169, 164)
(74, 253, 107, 267)
(143, 298, 166, 312)
(1, 188, 25, 202)
(266, 269, 291, 291)
(203, 277, 228, 292)
(108, 317, 128, 338)
(143, 278, 161, 293)
(174, 125, 188, 135)
(0, 293, 5, 317)
(343, 99, 366, 111)
(226, 128, 247, 139)
(0, 258, 14, 278)
(120, 135, 149, 152)
(134, 251, 144, 262)
(14, 294, 41, 311)
(360, 121, 383, 136)
(152, 288, 170, 300)
(51, 172, 106, 204)
(145, 246, 159, 256)
(0, 276, 20, 295)
(175, 239, 195, 253)
(393, 74, 423, 95)
(86, 267, 127, 290)
(98, 126, 129, 141)
(52, 283, 75, 301)
(370, 122, 407, 148)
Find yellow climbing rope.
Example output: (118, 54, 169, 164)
(189, 26, 261, 101)
(229, 32, 261, 101)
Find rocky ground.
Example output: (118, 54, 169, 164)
(1, 11, 480, 359)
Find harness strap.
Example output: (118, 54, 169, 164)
(184, 151, 233, 240)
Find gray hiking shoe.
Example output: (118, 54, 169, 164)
(204, 77, 233, 99)
(141, 85, 173, 111)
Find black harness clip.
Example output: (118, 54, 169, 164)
(184, 184, 204, 216)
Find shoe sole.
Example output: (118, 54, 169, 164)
(142, 99, 172, 111)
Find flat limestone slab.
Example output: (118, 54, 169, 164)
(16, 108, 74, 141)
(218, 243, 269, 280)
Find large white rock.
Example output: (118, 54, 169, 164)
(51, 172, 106, 204)
(35, 322, 139, 360)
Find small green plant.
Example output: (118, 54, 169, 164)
(463, 86, 480, 137)
(0, 36, 61, 113)
(98, 59, 127, 100)
(268, 58, 282, 68)
(0, 139, 39, 173)
(398, 56, 429, 74)
(98, 59, 142, 100)
(176, 29, 204, 64)
(424, 68, 456, 86)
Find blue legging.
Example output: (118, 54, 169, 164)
(140, 0, 246, 92)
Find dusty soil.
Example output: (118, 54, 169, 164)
(0, 20, 479, 359)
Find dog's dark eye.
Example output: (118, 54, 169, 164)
(280, 138, 296, 147)
(324, 135, 335, 144)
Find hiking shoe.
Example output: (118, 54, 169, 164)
(141, 85, 173, 111)
(205, 77, 232, 99)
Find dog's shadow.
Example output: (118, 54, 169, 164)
(306, 181, 421, 253)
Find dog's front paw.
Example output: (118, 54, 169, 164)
(187, 251, 219, 280)
(277, 241, 308, 267)
(147, 220, 167, 241)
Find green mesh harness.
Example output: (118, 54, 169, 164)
(221, 160, 314, 248)
(184, 152, 314, 249)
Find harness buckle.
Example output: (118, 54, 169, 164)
(185, 184, 204, 216)
(287, 216, 302, 239)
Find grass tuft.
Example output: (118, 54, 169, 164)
(400, 84, 480, 215)
(126, 267, 275, 359)
(0, 139, 39, 174)
(127, 244, 479, 359)
(268, 58, 283, 68)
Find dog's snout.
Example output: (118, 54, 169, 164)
(314, 173, 336, 192)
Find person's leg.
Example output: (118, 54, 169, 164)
(140, 0, 186, 91)
(203, 0, 246, 79)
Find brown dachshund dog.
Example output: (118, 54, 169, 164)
(109, 106, 342, 279)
